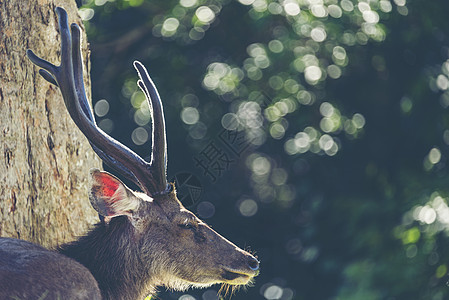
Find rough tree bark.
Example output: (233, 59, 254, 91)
(0, 1, 101, 248)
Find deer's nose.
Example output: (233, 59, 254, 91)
(247, 256, 260, 271)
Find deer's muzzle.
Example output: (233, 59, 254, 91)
(220, 255, 260, 285)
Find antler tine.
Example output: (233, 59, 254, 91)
(69, 22, 94, 122)
(27, 7, 163, 195)
(134, 61, 168, 192)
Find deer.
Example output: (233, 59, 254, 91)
(0, 7, 259, 300)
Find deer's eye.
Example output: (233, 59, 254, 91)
(178, 222, 195, 230)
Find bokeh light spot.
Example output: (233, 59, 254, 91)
(358, 2, 371, 13)
(189, 122, 207, 139)
(247, 66, 263, 80)
(270, 123, 285, 139)
(327, 64, 342, 79)
(127, 0, 144, 7)
(311, 27, 327, 42)
(319, 134, 339, 155)
(320, 102, 334, 117)
(333, 46, 347, 61)
(284, 139, 297, 155)
(380, 0, 393, 12)
(197, 201, 215, 219)
(436, 75, 449, 91)
(221, 113, 240, 130)
(402, 227, 420, 244)
(196, 6, 215, 24)
(163, 18, 180, 32)
(283, 0, 300, 16)
(94, 99, 109, 117)
(328, 5, 342, 18)
(436, 264, 448, 279)
(405, 244, 418, 258)
(189, 27, 205, 40)
(268, 40, 284, 53)
(444, 130, 449, 146)
(238, 199, 258, 217)
(131, 127, 149, 145)
(297, 90, 315, 105)
(272, 168, 288, 185)
(264, 284, 283, 300)
(352, 113, 366, 128)
(79, 8, 94, 21)
(295, 132, 311, 153)
(269, 75, 284, 90)
(268, 2, 283, 14)
(180, 0, 197, 8)
(341, 0, 354, 12)
(284, 79, 299, 94)
(94, 0, 108, 6)
(252, 0, 268, 12)
(98, 119, 113, 134)
(428, 148, 442, 165)
(181, 107, 200, 125)
(238, 0, 255, 5)
(247, 43, 266, 57)
(311, 5, 327, 18)
(252, 156, 271, 175)
(400, 97, 413, 113)
(179, 295, 195, 300)
(134, 108, 151, 126)
(304, 66, 322, 84)
(202, 289, 219, 300)
(131, 91, 146, 109)
(363, 10, 380, 24)
(254, 55, 271, 69)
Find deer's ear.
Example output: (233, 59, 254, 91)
(89, 169, 140, 220)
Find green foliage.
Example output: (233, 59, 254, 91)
(79, 0, 449, 299)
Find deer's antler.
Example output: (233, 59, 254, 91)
(27, 7, 167, 195)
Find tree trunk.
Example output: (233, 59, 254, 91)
(0, 1, 101, 248)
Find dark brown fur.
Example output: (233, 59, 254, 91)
(0, 176, 258, 300)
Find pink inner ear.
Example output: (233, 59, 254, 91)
(98, 175, 120, 198)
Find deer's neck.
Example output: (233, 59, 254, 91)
(58, 217, 155, 300)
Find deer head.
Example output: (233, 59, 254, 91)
(27, 7, 259, 299)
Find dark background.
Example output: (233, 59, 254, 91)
(76, 0, 449, 299)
